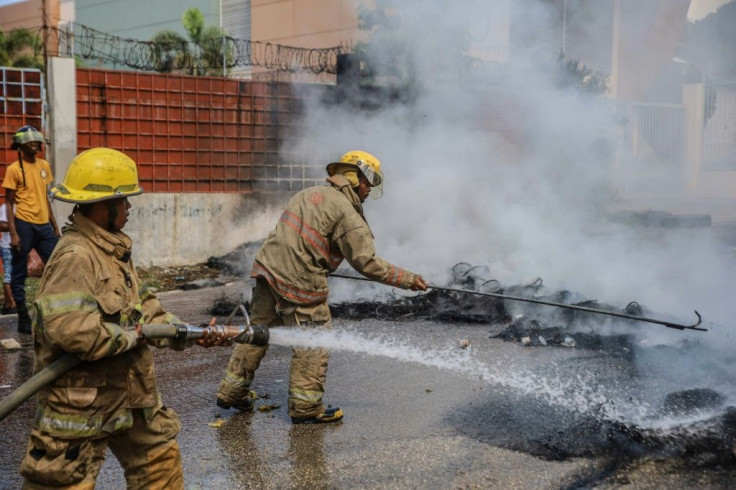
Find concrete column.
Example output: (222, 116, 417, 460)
(610, 0, 621, 99)
(47, 57, 77, 221)
(682, 83, 704, 198)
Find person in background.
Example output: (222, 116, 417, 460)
(216, 150, 427, 424)
(1, 125, 60, 333)
(0, 198, 17, 314)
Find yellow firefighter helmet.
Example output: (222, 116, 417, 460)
(50, 148, 144, 204)
(326, 150, 384, 199)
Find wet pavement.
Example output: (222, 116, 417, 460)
(1, 279, 736, 489)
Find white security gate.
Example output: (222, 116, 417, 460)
(614, 101, 686, 197)
(702, 79, 736, 169)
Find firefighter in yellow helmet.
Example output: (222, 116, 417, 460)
(19, 148, 223, 489)
(216, 150, 427, 423)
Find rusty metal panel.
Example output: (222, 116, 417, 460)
(75, 68, 317, 193)
(1, 67, 45, 187)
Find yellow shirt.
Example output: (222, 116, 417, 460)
(2, 158, 53, 224)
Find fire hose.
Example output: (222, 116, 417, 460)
(0, 321, 269, 423)
(330, 273, 705, 332)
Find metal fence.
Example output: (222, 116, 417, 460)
(614, 100, 686, 195)
(702, 78, 736, 169)
(76, 68, 326, 192)
(617, 101, 686, 172)
(1, 68, 45, 178)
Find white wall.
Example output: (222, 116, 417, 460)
(48, 57, 77, 191)
(683, 82, 736, 199)
(124, 192, 287, 267)
(53, 192, 289, 267)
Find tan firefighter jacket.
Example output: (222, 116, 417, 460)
(31, 213, 182, 439)
(252, 173, 418, 305)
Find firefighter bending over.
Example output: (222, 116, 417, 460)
(216, 150, 427, 424)
(19, 148, 224, 489)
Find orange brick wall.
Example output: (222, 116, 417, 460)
(76, 68, 315, 192)
(1, 68, 44, 188)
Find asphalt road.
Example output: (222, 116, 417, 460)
(1, 280, 735, 489)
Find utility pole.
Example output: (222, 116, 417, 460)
(41, 0, 48, 66)
(610, 0, 621, 98)
(561, 0, 567, 55)
(41, 0, 52, 176)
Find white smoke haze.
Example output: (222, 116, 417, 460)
(278, 0, 736, 405)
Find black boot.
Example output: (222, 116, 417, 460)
(17, 305, 31, 334)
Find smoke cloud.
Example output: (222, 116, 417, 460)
(276, 0, 736, 407)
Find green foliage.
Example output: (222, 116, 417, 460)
(182, 8, 205, 44)
(150, 7, 232, 76)
(556, 52, 609, 94)
(0, 27, 44, 69)
(150, 29, 190, 73)
(198, 26, 232, 76)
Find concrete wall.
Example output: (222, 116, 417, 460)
(54, 191, 290, 267)
(47, 57, 76, 183)
(251, 0, 366, 47)
(695, 169, 736, 198)
(682, 82, 736, 199)
(126, 192, 288, 267)
(0, 0, 59, 32)
(249, 0, 366, 82)
(0, 0, 60, 56)
(610, 0, 692, 101)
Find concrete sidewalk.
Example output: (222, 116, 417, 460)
(608, 197, 736, 226)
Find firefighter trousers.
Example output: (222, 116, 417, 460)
(20, 406, 183, 489)
(217, 278, 332, 419)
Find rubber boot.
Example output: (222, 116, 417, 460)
(216, 390, 258, 412)
(291, 406, 344, 424)
(1, 283, 17, 314)
(17, 304, 31, 334)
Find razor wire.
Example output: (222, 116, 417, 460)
(51, 23, 347, 75)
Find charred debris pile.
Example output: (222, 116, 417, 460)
(331, 262, 650, 351)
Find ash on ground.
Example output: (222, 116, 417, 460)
(207, 241, 263, 277)
(210, 295, 250, 317)
(137, 264, 226, 292)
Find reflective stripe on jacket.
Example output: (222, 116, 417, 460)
(252, 174, 417, 305)
(31, 213, 181, 438)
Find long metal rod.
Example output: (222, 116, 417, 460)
(330, 273, 705, 332)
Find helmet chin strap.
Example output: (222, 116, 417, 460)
(17, 150, 26, 187)
(105, 200, 119, 231)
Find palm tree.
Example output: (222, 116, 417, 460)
(150, 8, 231, 76)
(149, 30, 191, 73)
(0, 28, 44, 69)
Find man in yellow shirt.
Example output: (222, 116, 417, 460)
(2, 125, 60, 333)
